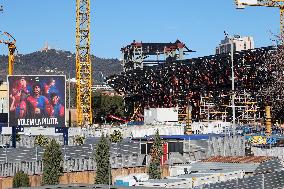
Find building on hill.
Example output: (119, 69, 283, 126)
(41, 42, 51, 52)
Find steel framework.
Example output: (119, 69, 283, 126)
(235, 0, 284, 37)
(121, 40, 194, 71)
(0, 32, 16, 75)
(76, 0, 92, 126)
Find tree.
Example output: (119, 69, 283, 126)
(94, 134, 111, 184)
(13, 171, 30, 188)
(110, 130, 123, 143)
(92, 93, 125, 124)
(10, 133, 21, 143)
(42, 139, 63, 185)
(74, 135, 85, 145)
(261, 39, 284, 122)
(148, 130, 163, 179)
(35, 134, 49, 147)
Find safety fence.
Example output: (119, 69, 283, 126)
(0, 154, 146, 177)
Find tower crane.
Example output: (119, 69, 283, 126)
(0, 31, 16, 75)
(235, 0, 284, 37)
(235, 0, 278, 135)
(76, 0, 92, 126)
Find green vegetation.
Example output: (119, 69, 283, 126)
(94, 134, 111, 184)
(35, 134, 49, 147)
(92, 93, 125, 124)
(10, 133, 21, 143)
(0, 50, 122, 82)
(13, 171, 30, 188)
(148, 130, 163, 179)
(110, 130, 123, 143)
(42, 139, 63, 185)
(0, 50, 122, 109)
(15, 133, 21, 142)
(74, 135, 85, 145)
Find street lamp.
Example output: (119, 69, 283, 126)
(229, 37, 236, 135)
(67, 55, 72, 127)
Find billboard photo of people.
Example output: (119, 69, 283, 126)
(8, 75, 66, 127)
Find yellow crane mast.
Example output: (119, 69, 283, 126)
(0, 32, 16, 75)
(235, 0, 284, 37)
(76, 0, 92, 126)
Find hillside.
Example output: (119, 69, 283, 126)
(0, 49, 122, 83)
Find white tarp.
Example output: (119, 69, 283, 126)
(144, 108, 178, 124)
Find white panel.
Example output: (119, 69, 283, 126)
(156, 108, 178, 123)
(144, 108, 178, 124)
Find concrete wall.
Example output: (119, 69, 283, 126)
(0, 166, 169, 189)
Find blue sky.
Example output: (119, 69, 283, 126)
(0, 0, 279, 59)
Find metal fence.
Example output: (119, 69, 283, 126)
(0, 154, 146, 177)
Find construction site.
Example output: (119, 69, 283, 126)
(0, 0, 284, 189)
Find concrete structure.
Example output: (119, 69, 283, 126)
(215, 35, 254, 54)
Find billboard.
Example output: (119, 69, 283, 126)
(8, 75, 65, 127)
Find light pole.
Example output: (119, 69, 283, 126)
(67, 55, 72, 127)
(230, 37, 236, 135)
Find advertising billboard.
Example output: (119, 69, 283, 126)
(8, 75, 65, 127)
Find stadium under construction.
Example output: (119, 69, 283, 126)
(2, 0, 284, 188)
(107, 40, 284, 135)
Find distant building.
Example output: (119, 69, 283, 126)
(216, 35, 254, 54)
(92, 84, 113, 91)
(92, 84, 121, 96)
